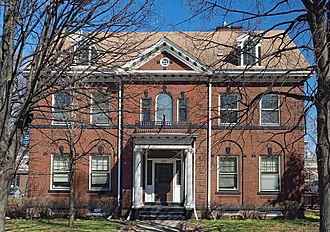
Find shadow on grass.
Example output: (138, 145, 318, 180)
(302, 217, 319, 223)
(35, 219, 125, 230)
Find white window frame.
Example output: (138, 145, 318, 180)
(50, 154, 70, 190)
(89, 154, 111, 191)
(155, 93, 173, 123)
(236, 35, 262, 67)
(218, 93, 240, 125)
(140, 98, 152, 122)
(73, 41, 97, 66)
(217, 156, 239, 191)
(260, 94, 280, 126)
(259, 156, 281, 192)
(90, 92, 110, 125)
(52, 92, 73, 125)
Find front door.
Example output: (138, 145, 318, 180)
(155, 163, 173, 203)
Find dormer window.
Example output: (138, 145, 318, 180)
(237, 35, 261, 66)
(74, 39, 98, 65)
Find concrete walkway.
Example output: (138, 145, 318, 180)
(118, 220, 185, 232)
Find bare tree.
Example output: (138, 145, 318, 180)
(38, 84, 120, 227)
(184, 0, 329, 230)
(0, 0, 154, 230)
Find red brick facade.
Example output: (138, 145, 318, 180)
(28, 31, 308, 215)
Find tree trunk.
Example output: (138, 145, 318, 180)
(0, 164, 13, 232)
(0, 140, 17, 232)
(316, 97, 330, 231)
(0, 0, 17, 229)
(68, 159, 75, 227)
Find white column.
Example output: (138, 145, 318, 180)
(132, 147, 143, 208)
(185, 148, 194, 209)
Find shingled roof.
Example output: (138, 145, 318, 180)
(48, 28, 311, 74)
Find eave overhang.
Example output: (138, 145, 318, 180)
(42, 68, 311, 83)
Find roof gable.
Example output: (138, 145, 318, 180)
(120, 37, 211, 73)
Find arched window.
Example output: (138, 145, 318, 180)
(156, 93, 173, 122)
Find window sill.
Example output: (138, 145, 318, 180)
(216, 190, 241, 195)
(219, 123, 239, 127)
(87, 190, 112, 193)
(257, 191, 280, 195)
(237, 65, 263, 68)
(260, 124, 280, 127)
(90, 124, 111, 128)
(51, 122, 68, 125)
(48, 189, 69, 193)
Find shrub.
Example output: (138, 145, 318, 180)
(240, 203, 261, 220)
(279, 200, 304, 219)
(25, 197, 52, 219)
(6, 197, 28, 219)
(240, 209, 261, 220)
(88, 197, 118, 218)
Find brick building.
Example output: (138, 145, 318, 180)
(28, 29, 310, 219)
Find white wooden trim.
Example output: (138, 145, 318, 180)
(259, 155, 281, 192)
(259, 94, 280, 126)
(217, 155, 239, 191)
(50, 154, 70, 191)
(89, 154, 112, 191)
(155, 92, 174, 122)
(218, 93, 240, 126)
(90, 92, 110, 126)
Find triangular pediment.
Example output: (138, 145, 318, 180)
(121, 37, 211, 73)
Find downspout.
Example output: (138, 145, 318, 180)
(207, 81, 212, 210)
(117, 78, 122, 208)
(193, 139, 198, 220)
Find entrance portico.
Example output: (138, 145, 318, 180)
(132, 134, 196, 214)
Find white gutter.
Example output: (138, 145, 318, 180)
(41, 69, 311, 76)
(117, 78, 122, 206)
(215, 70, 312, 77)
(207, 81, 212, 209)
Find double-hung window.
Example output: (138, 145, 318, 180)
(91, 92, 110, 125)
(260, 156, 280, 192)
(218, 156, 238, 191)
(52, 154, 69, 189)
(220, 94, 239, 124)
(141, 98, 152, 122)
(53, 92, 73, 124)
(90, 155, 111, 191)
(260, 94, 280, 125)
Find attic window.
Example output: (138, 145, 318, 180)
(237, 36, 261, 66)
(160, 57, 170, 67)
(74, 39, 98, 65)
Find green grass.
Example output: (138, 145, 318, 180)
(200, 215, 320, 232)
(6, 219, 125, 232)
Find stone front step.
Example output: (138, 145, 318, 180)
(138, 203, 186, 220)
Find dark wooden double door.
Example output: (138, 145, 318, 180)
(155, 163, 173, 203)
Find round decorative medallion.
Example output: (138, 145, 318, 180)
(160, 57, 170, 67)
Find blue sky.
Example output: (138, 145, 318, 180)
(155, 0, 306, 31)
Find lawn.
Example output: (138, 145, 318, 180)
(199, 215, 319, 232)
(5, 219, 125, 232)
